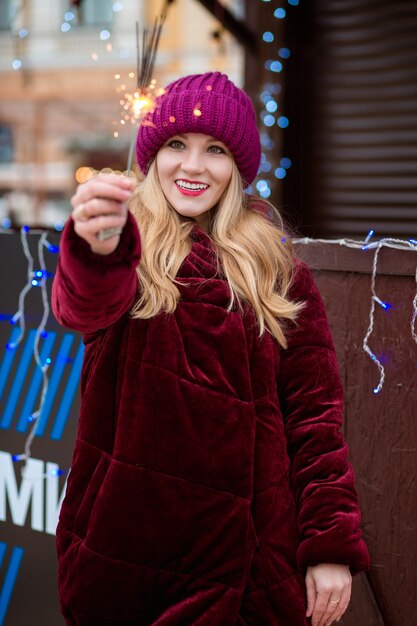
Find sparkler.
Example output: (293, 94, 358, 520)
(98, 15, 166, 241)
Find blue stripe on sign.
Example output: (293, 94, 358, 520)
(16, 332, 57, 433)
(51, 340, 84, 440)
(0, 327, 22, 403)
(0, 546, 24, 626)
(35, 333, 74, 437)
(0, 330, 36, 430)
(0, 543, 6, 569)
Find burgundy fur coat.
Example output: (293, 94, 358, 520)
(52, 212, 369, 626)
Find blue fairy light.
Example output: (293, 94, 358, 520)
(263, 31, 274, 42)
(54, 221, 65, 232)
(373, 296, 392, 310)
(409, 238, 417, 245)
(277, 116, 289, 128)
(266, 60, 283, 73)
(274, 168, 287, 179)
(263, 115, 275, 127)
(266, 100, 278, 113)
(260, 161, 272, 173)
(45, 357, 52, 365)
(260, 132, 275, 150)
(64, 12, 75, 21)
(274, 8, 286, 18)
(365, 229, 374, 243)
(288, 0, 299, 5)
(100, 30, 111, 40)
(278, 47, 291, 59)
(112, 2, 123, 11)
(61, 22, 71, 32)
(49, 468, 64, 476)
(260, 90, 272, 103)
(18, 28, 29, 38)
(280, 157, 292, 169)
(256, 180, 269, 193)
(269, 83, 282, 95)
(12, 59, 22, 70)
(1, 217, 11, 228)
(34, 270, 44, 278)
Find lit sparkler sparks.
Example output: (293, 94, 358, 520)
(98, 15, 166, 242)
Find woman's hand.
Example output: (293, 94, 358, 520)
(71, 174, 136, 255)
(305, 563, 352, 626)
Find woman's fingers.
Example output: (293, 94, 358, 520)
(70, 174, 136, 255)
(71, 174, 135, 214)
(72, 198, 128, 222)
(305, 573, 317, 618)
(306, 564, 352, 626)
(326, 584, 351, 624)
(74, 211, 127, 237)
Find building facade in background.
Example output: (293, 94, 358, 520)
(0, 0, 244, 228)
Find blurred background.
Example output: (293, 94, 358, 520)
(1, 0, 416, 238)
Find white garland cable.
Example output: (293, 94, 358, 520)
(411, 267, 417, 345)
(9, 229, 59, 479)
(363, 240, 385, 394)
(19, 233, 51, 475)
(292, 234, 417, 393)
(8, 226, 34, 349)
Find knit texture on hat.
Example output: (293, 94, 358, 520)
(136, 72, 261, 187)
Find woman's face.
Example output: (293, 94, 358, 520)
(156, 133, 233, 228)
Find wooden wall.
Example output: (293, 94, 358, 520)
(295, 241, 417, 626)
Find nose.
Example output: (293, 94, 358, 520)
(181, 149, 205, 175)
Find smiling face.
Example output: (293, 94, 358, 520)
(155, 133, 234, 229)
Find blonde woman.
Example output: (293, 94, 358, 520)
(52, 72, 369, 626)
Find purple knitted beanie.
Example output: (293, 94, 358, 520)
(136, 72, 261, 187)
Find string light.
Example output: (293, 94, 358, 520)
(292, 233, 417, 394)
(7, 227, 59, 473)
(256, 0, 300, 200)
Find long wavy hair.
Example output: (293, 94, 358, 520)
(129, 160, 303, 348)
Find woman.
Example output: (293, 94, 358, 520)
(52, 71, 369, 626)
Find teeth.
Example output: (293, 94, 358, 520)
(176, 180, 208, 190)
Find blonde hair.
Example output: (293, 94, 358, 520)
(129, 160, 303, 348)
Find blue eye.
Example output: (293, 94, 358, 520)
(208, 145, 225, 154)
(168, 140, 185, 150)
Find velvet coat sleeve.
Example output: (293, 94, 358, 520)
(51, 212, 141, 333)
(277, 259, 370, 574)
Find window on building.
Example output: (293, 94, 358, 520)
(70, 0, 113, 27)
(0, 125, 13, 163)
(0, 0, 11, 31)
